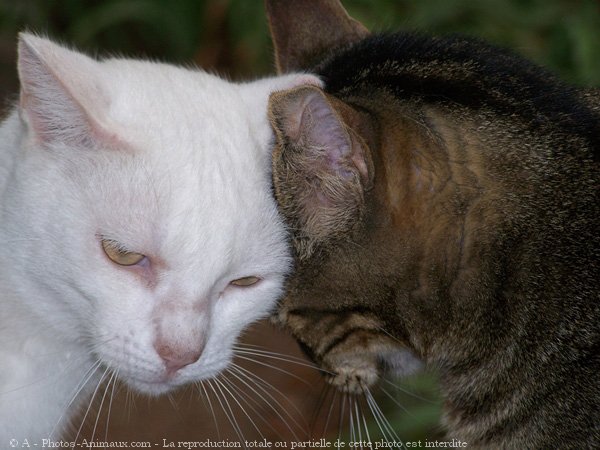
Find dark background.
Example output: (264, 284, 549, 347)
(0, 0, 598, 446)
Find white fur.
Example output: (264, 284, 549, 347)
(0, 34, 321, 442)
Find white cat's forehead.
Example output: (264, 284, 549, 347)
(102, 59, 247, 126)
(73, 58, 288, 274)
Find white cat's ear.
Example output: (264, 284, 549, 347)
(17, 33, 114, 148)
(269, 85, 374, 259)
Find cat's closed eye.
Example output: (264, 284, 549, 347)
(230, 276, 261, 287)
(101, 238, 146, 266)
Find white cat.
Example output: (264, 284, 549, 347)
(0, 34, 320, 443)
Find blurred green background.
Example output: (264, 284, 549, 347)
(0, 0, 597, 444)
(1, 0, 599, 105)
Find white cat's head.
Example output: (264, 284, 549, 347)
(4, 34, 320, 395)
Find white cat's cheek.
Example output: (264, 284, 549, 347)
(176, 277, 287, 381)
(90, 290, 162, 385)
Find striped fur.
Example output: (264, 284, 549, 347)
(266, 0, 599, 448)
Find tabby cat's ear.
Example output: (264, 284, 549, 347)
(265, 0, 369, 73)
(269, 85, 374, 259)
(17, 33, 116, 149)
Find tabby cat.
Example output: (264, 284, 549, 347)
(265, 0, 599, 448)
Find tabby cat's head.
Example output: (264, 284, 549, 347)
(266, 0, 428, 393)
(267, 85, 427, 393)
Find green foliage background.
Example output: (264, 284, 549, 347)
(1, 0, 599, 86)
(0, 0, 597, 443)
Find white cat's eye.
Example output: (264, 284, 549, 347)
(230, 276, 261, 287)
(101, 239, 145, 266)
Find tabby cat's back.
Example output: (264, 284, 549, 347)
(266, 0, 599, 447)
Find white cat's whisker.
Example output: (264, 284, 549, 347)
(73, 365, 111, 444)
(51, 336, 117, 420)
(234, 343, 317, 365)
(212, 378, 247, 446)
(227, 364, 303, 440)
(124, 388, 134, 423)
(229, 362, 308, 432)
(219, 374, 267, 439)
(104, 368, 119, 443)
(197, 380, 221, 439)
(233, 347, 323, 372)
(0, 334, 109, 399)
(48, 359, 103, 440)
(166, 391, 180, 411)
(234, 354, 313, 386)
(90, 368, 117, 442)
(205, 380, 231, 438)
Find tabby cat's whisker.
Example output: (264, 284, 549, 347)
(379, 385, 412, 415)
(321, 386, 338, 438)
(337, 393, 347, 444)
(365, 388, 402, 444)
(353, 396, 364, 449)
(358, 395, 373, 446)
(348, 395, 357, 447)
(382, 378, 437, 404)
(309, 381, 332, 436)
(363, 390, 391, 443)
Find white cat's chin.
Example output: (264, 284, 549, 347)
(126, 378, 179, 396)
(119, 359, 229, 397)
(123, 371, 202, 396)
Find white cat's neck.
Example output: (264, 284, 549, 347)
(0, 288, 97, 442)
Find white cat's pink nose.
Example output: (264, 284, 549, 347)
(155, 343, 203, 373)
